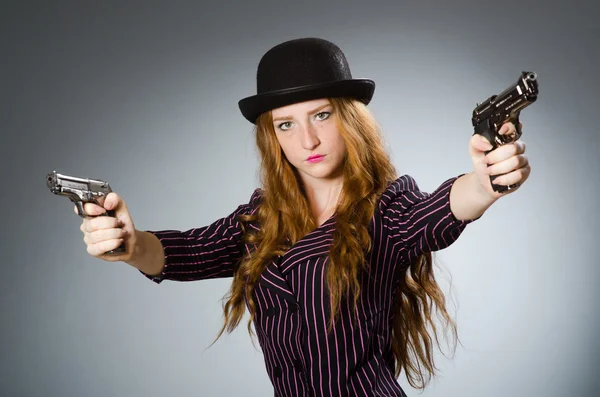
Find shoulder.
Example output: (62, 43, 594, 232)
(377, 174, 456, 215)
(384, 175, 420, 194)
(378, 174, 462, 204)
(248, 188, 264, 208)
(377, 173, 466, 218)
(226, 188, 263, 220)
(378, 174, 421, 206)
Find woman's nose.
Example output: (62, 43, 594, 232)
(301, 123, 320, 149)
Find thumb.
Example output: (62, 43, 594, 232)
(104, 192, 134, 228)
(470, 134, 493, 154)
(104, 192, 122, 211)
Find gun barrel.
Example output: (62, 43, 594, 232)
(46, 171, 59, 193)
(46, 171, 112, 197)
(472, 71, 538, 127)
(522, 71, 539, 100)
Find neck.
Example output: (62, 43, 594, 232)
(301, 175, 344, 223)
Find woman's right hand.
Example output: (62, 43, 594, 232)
(76, 192, 137, 262)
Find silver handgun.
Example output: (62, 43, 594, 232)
(46, 171, 126, 255)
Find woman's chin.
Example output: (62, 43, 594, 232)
(299, 167, 343, 182)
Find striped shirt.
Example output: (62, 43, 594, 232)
(140, 174, 478, 396)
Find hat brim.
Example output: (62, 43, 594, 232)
(238, 79, 375, 124)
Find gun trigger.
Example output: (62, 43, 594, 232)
(75, 201, 88, 218)
(513, 115, 522, 141)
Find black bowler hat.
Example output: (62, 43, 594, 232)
(238, 38, 376, 124)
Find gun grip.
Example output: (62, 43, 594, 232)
(99, 209, 127, 255)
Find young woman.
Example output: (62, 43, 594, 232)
(78, 38, 530, 396)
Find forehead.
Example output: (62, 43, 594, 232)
(271, 98, 331, 117)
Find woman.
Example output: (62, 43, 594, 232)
(78, 38, 530, 396)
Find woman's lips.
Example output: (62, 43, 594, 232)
(306, 155, 325, 163)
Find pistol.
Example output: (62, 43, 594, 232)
(46, 171, 126, 255)
(472, 71, 539, 193)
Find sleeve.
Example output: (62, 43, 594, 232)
(139, 188, 262, 284)
(380, 174, 479, 265)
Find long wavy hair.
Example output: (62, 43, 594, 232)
(212, 97, 459, 389)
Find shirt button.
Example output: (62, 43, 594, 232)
(273, 366, 282, 378)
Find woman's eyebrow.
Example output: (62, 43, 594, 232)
(273, 104, 331, 122)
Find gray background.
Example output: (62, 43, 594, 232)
(2, 0, 598, 396)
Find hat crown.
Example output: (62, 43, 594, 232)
(238, 37, 374, 124)
(256, 38, 353, 93)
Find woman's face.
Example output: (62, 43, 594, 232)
(271, 98, 346, 185)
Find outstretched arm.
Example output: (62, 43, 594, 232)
(137, 189, 262, 284)
(381, 175, 477, 265)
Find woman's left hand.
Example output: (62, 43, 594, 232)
(469, 121, 531, 200)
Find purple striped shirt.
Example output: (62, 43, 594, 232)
(141, 174, 478, 396)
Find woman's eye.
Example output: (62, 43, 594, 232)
(315, 111, 331, 121)
(278, 121, 292, 130)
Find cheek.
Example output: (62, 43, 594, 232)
(277, 138, 298, 164)
(334, 134, 347, 155)
(326, 123, 345, 152)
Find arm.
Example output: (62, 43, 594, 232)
(126, 230, 165, 276)
(381, 175, 478, 265)
(135, 189, 262, 284)
(449, 172, 498, 221)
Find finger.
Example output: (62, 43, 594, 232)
(86, 202, 106, 216)
(498, 122, 514, 135)
(484, 142, 520, 164)
(104, 192, 124, 211)
(73, 203, 106, 217)
(84, 227, 126, 245)
(492, 164, 530, 186)
(499, 122, 518, 138)
(470, 134, 493, 156)
(87, 238, 125, 258)
(475, 134, 493, 151)
(515, 140, 526, 154)
(85, 215, 122, 233)
(80, 219, 98, 234)
(486, 154, 528, 176)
